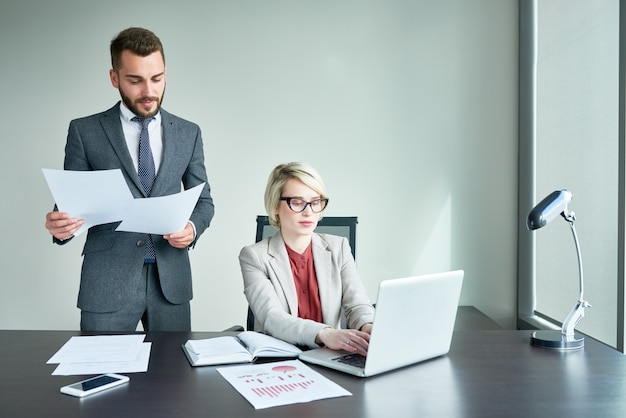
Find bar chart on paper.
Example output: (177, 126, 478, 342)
(217, 360, 351, 409)
(244, 365, 313, 398)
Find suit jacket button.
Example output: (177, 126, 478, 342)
(136, 240, 145, 247)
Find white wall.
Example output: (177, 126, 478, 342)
(0, 0, 519, 330)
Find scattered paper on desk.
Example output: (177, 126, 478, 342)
(52, 342, 151, 376)
(47, 334, 146, 364)
(217, 359, 351, 409)
(47, 334, 149, 375)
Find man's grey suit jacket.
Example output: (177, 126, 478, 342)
(59, 102, 214, 313)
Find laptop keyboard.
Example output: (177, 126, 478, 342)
(335, 353, 366, 368)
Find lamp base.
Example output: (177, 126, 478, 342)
(530, 330, 584, 350)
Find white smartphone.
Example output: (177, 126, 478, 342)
(60, 373, 129, 398)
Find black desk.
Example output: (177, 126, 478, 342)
(1, 329, 625, 417)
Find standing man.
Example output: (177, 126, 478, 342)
(45, 27, 214, 332)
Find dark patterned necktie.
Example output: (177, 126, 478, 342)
(132, 116, 156, 262)
(132, 116, 156, 195)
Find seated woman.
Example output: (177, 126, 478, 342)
(239, 162, 375, 356)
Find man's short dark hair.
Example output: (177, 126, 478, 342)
(110, 27, 165, 71)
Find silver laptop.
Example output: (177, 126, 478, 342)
(298, 270, 464, 377)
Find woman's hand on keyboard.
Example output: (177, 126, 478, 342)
(315, 328, 370, 356)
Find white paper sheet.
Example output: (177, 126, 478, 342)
(42, 168, 133, 236)
(52, 342, 151, 376)
(217, 360, 351, 409)
(47, 334, 146, 364)
(42, 168, 205, 235)
(115, 183, 204, 235)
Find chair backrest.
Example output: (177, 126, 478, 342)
(255, 215, 358, 258)
(248, 215, 358, 330)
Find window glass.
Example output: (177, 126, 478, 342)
(535, 0, 619, 347)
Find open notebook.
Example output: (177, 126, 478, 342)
(298, 270, 464, 377)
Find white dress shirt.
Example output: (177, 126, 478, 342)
(119, 103, 163, 174)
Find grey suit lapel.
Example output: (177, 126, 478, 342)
(99, 103, 145, 195)
(151, 109, 175, 196)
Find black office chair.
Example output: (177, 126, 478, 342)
(254, 215, 357, 258)
(247, 215, 358, 331)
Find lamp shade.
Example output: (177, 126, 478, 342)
(527, 190, 572, 230)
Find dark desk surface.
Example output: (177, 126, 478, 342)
(2, 328, 625, 418)
(0, 331, 626, 418)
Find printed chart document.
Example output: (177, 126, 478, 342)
(47, 334, 150, 376)
(183, 331, 302, 366)
(217, 360, 352, 409)
(42, 168, 204, 235)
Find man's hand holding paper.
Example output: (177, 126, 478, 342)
(164, 222, 196, 249)
(43, 168, 133, 237)
(45, 211, 85, 241)
(114, 182, 204, 235)
(43, 169, 205, 239)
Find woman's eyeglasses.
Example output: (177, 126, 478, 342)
(280, 197, 329, 213)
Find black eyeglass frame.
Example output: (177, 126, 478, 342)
(279, 197, 329, 213)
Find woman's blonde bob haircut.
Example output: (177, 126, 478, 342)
(264, 162, 328, 228)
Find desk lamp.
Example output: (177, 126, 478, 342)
(527, 190, 591, 350)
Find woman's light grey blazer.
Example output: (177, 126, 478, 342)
(239, 232, 375, 348)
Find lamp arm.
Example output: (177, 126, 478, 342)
(561, 215, 591, 337)
(562, 300, 590, 337)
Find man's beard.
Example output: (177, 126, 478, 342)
(119, 88, 165, 118)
